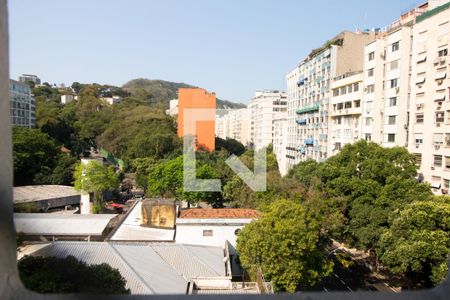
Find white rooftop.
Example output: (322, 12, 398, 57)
(13, 185, 80, 204)
(109, 201, 175, 241)
(27, 242, 227, 295)
(14, 213, 117, 236)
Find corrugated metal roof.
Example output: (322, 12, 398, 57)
(27, 242, 227, 295)
(14, 213, 117, 236)
(13, 185, 80, 203)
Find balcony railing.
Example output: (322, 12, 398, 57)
(304, 138, 314, 145)
(296, 119, 307, 125)
(296, 103, 320, 114)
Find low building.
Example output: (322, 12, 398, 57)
(175, 208, 260, 251)
(101, 95, 122, 105)
(14, 213, 117, 241)
(60, 94, 74, 104)
(9, 79, 35, 128)
(13, 185, 80, 211)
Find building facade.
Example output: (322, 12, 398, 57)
(215, 108, 251, 146)
(178, 88, 216, 151)
(272, 112, 288, 175)
(285, 31, 377, 171)
(166, 99, 179, 116)
(408, 2, 450, 193)
(249, 90, 287, 150)
(328, 72, 364, 155)
(9, 79, 35, 128)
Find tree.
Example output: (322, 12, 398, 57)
(74, 160, 119, 213)
(49, 155, 78, 185)
(18, 255, 129, 294)
(215, 137, 245, 156)
(377, 196, 450, 288)
(236, 199, 333, 292)
(147, 155, 222, 207)
(13, 126, 60, 186)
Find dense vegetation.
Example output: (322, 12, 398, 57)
(18, 255, 129, 295)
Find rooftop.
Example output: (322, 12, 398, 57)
(13, 185, 80, 204)
(26, 241, 227, 295)
(14, 213, 117, 236)
(109, 201, 175, 241)
(179, 208, 260, 219)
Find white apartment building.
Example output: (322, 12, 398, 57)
(101, 95, 122, 105)
(272, 112, 288, 176)
(286, 31, 377, 171)
(215, 109, 251, 146)
(328, 72, 363, 155)
(166, 99, 179, 116)
(408, 2, 450, 193)
(18, 74, 41, 85)
(249, 90, 287, 150)
(9, 79, 35, 128)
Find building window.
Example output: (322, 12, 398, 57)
(445, 157, 450, 171)
(434, 133, 444, 145)
(365, 133, 371, 141)
(446, 133, 450, 148)
(340, 86, 347, 95)
(390, 78, 398, 88)
(390, 60, 399, 70)
(391, 41, 400, 52)
(344, 101, 352, 109)
(203, 230, 213, 237)
(353, 83, 359, 92)
(347, 84, 353, 93)
(354, 100, 361, 108)
(389, 97, 397, 107)
(366, 85, 375, 93)
(415, 133, 423, 144)
(365, 117, 372, 126)
(388, 115, 396, 125)
(436, 111, 445, 124)
(444, 179, 450, 189)
(368, 68, 374, 77)
(388, 134, 396, 143)
(368, 51, 375, 61)
(434, 155, 443, 167)
(416, 113, 424, 124)
(438, 48, 448, 57)
(333, 89, 339, 97)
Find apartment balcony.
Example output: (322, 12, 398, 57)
(298, 147, 306, 154)
(296, 103, 320, 114)
(330, 107, 362, 117)
(304, 138, 314, 145)
(319, 134, 328, 142)
(296, 119, 307, 125)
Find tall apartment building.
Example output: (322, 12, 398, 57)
(166, 99, 179, 116)
(9, 79, 35, 128)
(249, 90, 287, 150)
(408, 2, 450, 193)
(178, 88, 216, 151)
(328, 72, 364, 155)
(215, 108, 251, 146)
(273, 112, 288, 176)
(285, 31, 377, 171)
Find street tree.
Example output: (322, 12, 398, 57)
(74, 160, 119, 213)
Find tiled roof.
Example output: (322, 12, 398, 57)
(179, 208, 260, 219)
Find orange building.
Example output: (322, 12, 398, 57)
(177, 88, 216, 151)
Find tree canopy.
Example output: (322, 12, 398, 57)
(236, 199, 333, 292)
(18, 255, 129, 295)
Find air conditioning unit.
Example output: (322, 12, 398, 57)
(395, 87, 400, 94)
(442, 188, 448, 195)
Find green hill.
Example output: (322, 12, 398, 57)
(122, 78, 246, 109)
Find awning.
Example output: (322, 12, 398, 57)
(434, 93, 446, 102)
(415, 77, 426, 84)
(431, 182, 441, 189)
(435, 72, 447, 81)
(416, 54, 426, 63)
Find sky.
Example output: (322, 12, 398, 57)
(9, 0, 419, 103)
